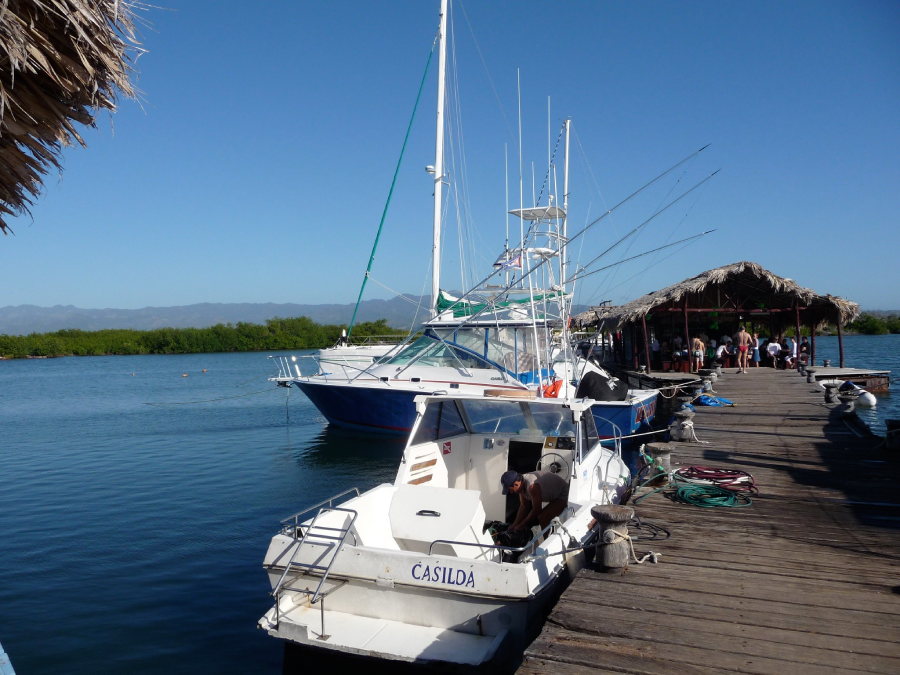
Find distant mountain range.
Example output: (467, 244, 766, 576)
(0, 297, 594, 335)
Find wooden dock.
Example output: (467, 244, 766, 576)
(520, 368, 900, 675)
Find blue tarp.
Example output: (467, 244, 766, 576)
(695, 395, 735, 407)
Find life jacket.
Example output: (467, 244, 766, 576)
(542, 379, 563, 398)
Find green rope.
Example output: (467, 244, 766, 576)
(347, 37, 437, 339)
(632, 472, 753, 508)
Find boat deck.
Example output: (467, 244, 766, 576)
(519, 367, 900, 675)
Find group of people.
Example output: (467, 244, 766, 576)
(662, 327, 815, 374)
(760, 335, 811, 369)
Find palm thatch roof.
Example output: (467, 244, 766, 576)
(574, 261, 860, 330)
(0, 0, 142, 234)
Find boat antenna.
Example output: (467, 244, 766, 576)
(346, 30, 439, 339)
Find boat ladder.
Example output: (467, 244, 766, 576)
(271, 505, 358, 640)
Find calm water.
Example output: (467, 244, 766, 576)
(810, 334, 898, 433)
(0, 338, 895, 673)
(0, 351, 403, 675)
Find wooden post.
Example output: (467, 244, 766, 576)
(683, 296, 691, 372)
(837, 317, 845, 368)
(642, 314, 652, 374)
(810, 311, 816, 366)
(632, 325, 639, 370)
(795, 305, 802, 367)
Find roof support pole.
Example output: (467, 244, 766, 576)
(810, 311, 816, 366)
(795, 304, 802, 366)
(837, 317, 845, 368)
(642, 314, 652, 374)
(683, 297, 691, 374)
(632, 324, 639, 370)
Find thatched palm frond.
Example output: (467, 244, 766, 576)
(0, 0, 142, 233)
(575, 261, 860, 330)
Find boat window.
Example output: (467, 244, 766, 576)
(384, 335, 437, 365)
(583, 409, 600, 446)
(529, 402, 578, 437)
(436, 400, 466, 439)
(461, 400, 529, 434)
(486, 327, 517, 372)
(411, 401, 467, 445)
(460, 400, 577, 437)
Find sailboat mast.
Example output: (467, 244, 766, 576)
(562, 118, 571, 291)
(430, 0, 449, 317)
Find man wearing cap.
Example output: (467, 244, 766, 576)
(500, 469, 569, 533)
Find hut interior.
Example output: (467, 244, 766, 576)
(0, 0, 142, 234)
(573, 261, 860, 372)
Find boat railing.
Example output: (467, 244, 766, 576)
(279, 487, 361, 536)
(341, 334, 407, 346)
(427, 513, 574, 562)
(272, 504, 359, 639)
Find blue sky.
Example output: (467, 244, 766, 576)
(2, 0, 898, 311)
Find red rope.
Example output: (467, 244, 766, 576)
(674, 466, 758, 495)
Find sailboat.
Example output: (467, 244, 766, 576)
(270, 0, 657, 437)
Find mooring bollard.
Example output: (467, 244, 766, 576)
(824, 383, 840, 403)
(676, 396, 694, 408)
(643, 442, 674, 486)
(805, 367, 818, 384)
(886, 420, 900, 451)
(837, 394, 856, 416)
(823, 359, 832, 367)
(591, 504, 634, 572)
(713, 364, 723, 376)
(669, 409, 696, 442)
(798, 362, 807, 376)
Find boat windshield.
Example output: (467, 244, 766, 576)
(383, 334, 491, 370)
(460, 400, 578, 437)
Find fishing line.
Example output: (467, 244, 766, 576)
(143, 388, 277, 406)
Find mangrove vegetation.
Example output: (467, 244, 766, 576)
(0, 318, 405, 359)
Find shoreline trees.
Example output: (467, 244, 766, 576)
(0, 318, 404, 359)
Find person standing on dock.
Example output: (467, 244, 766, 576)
(751, 333, 761, 368)
(691, 336, 705, 373)
(736, 326, 751, 373)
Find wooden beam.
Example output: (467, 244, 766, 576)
(683, 296, 691, 373)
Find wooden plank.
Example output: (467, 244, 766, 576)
(550, 596, 900, 662)
(519, 368, 899, 674)
(526, 626, 883, 675)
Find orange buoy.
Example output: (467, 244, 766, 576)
(183, 374, 188, 377)
(202, 369, 207, 373)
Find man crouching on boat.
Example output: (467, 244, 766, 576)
(501, 470, 569, 534)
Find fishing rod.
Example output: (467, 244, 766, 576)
(572, 170, 719, 280)
(440, 145, 714, 317)
(567, 230, 717, 284)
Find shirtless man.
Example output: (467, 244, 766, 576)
(735, 325, 751, 373)
(501, 470, 569, 533)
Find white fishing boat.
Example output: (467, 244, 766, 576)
(259, 392, 631, 667)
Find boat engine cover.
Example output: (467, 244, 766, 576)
(389, 484, 495, 560)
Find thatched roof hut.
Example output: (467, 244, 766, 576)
(576, 261, 860, 370)
(0, 0, 141, 234)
